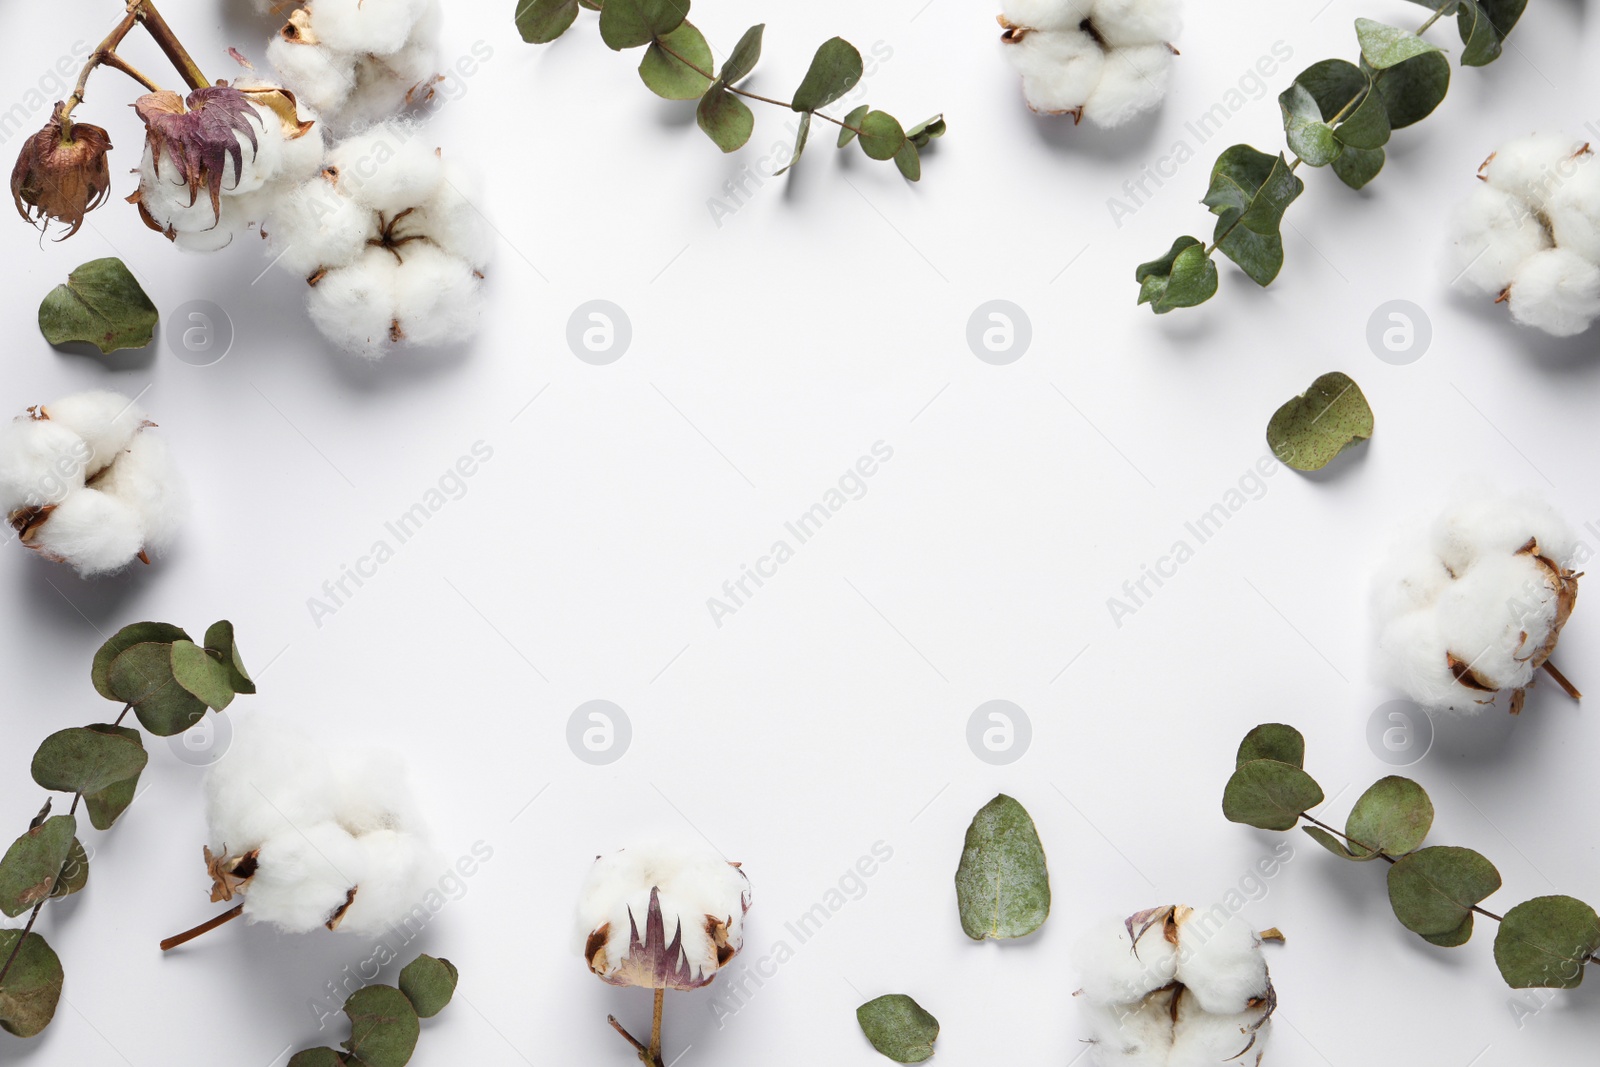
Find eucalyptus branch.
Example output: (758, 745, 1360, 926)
(515, 0, 945, 181)
(1227, 724, 1600, 990)
(286, 954, 458, 1067)
(0, 622, 254, 1040)
(1137, 0, 1529, 314)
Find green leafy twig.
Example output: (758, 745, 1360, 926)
(1223, 723, 1600, 989)
(288, 954, 458, 1066)
(514, 0, 945, 180)
(1137, 0, 1527, 313)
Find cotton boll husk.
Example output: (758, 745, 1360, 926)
(1506, 247, 1600, 337)
(327, 122, 444, 213)
(1004, 30, 1107, 115)
(267, 36, 356, 116)
(1433, 553, 1559, 690)
(1174, 916, 1267, 1016)
(1445, 184, 1551, 297)
(244, 823, 365, 932)
(411, 163, 494, 267)
(1482, 134, 1590, 210)
(1091, 0, 1182, 46)
(307, 249, 403, 358)
(38, 391, 142, 475)
(1548, 163, 1600, 264)
(336, 830, 440, 936)
(270, 178, 376, 277)
(1000, 0, 1097, 32)
(391, 245, 484, 348)
(0, 419, 87, 513)
(1082, 44, 1173, 127)
(309, 0, 430, 57)
(93, 432, 187, 553)
(1080, 991, 1176, 1067)
(29, 489, 145, 577)
(1073, 915, 1179, 1006)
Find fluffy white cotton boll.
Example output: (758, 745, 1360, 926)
(310, 0, 430, 57)
(0, 419, 87, 513)
(1004, 30, 1107, 115)
(205, 718, 344, 847)
(307, 249, 403, 357)
(1174, 917, 1268, 1016)
(576, 840, 752, 990)
(1090, 0, 1182, 46)
(1429, 489, 1577, 568)
(93, 433, 188, 553)
(1168, 998, 1267, 1067)
(1074, 915, 1179, 1006)
(337, 43, 442, 129)
(1082, 43, 1173, 127)
(1081, 994, 1176, 1067)
(234, 105, 286, 194)
(29, 489, 145, 577)
(270, 178, 376, 277)
(171, 192, 263, 253)
(337, 830, 438, 936)
(1446, 184, 1551, 297)
(391, 245, 483, 348)
(411, 164, 493, 268)
(1548, 164, 1600, 265)
(328, 123, 444, 213)
(1433, 553, 1562, 689)
(1375, 611, 1464, 709)
(1001, 0, 1098, 32)
(244, 823, 366, 933)
(268, 35, 356, 117)
(37, 391, 142, 475)
(1482, 134, 1590, 210)
(1506, 247, 1600, 337)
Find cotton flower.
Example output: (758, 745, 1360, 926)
(266, 0, 442, 131)
(998, 0, 1181, 127)
(576, 841, 751, 991)
(130, 82, 323, 252)
(269, 119, 491, 357)
(201, 715, 437, 937)
(1373, 488, 1582, 714)
(0, 391, 185, 577)
(1447, 135, 1600, 337)
(1075, 906, 1275, 1067)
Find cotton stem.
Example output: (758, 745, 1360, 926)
(606, 991, 667, 1067)
(160, 903, 244, 951)
(1540, 660, 1582, 700)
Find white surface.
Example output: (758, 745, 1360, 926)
(1, 1, 1599, 1064)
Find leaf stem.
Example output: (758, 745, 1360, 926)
(653, 38, 865, 136)
(159, 903, 244, 951)
(0, 903, 44, 990)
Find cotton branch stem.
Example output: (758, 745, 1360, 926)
(1540, 660, 1582, 700)
(159, 903, 244, 951)
(653, 39, 866, 136)
(60, 0, 208, 134)
(58, 8, 144, 131)
(606, 990, 667, 1067)
(132, 0, 209, 92)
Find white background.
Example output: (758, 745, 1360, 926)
(1, 0, 1599, 1064)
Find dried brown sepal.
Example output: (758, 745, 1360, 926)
(11, 102, 114, 239)
(279, 8, 320, 46)
(326, 886, 358, 930)
(134, 85, 264, 223)
(205, 845, 259, 903)
(1447, 653, 1497, 693)
(9, 505, 55, 543)
(237, 84, 315, 143)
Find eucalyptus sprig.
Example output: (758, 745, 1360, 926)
(1136, 0, 1527, 313)
(1224, 723, 1600, 990)
(515, 0, 945, 180)
(288, 954, 458, 1067)
(0, 621, 254, 1039)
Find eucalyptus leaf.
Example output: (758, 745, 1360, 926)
(203, 621, 255, 695)
(1355, 18, 1444, 69)
(857, 111, 906, 162)
(30, 726, 147, 798)
(1278, 84, 1341, 167)
(342, 985, 421, 1067)
(696, 89, 754, 153)
(287, 1050, 346, 1067)
(108, 642, 209, 737)
(1494, 896, 1600, 989)
(1302, 824, 1358, 859)
(774, 111, 811, 177)
(906, 115, 947, 148)
(639, 22, 713, 100)
(721, 24, 764, 86)
(1344, 776, 1433, 859)
(792, 38, 863, 112)
(1457, 0, 1526, 66)
(37, 258, 158, 355)
(1374, 51, 1450, 129)
(857, 994, 939, 1063)
(1236, 723, 1306, 770)
(1136, 236, 1217, 314)
(514, 0, 580, 43)
(1266, 371, 1374, 472)
(399, 955, 458, 1018)
(81, 724, 145, 831)
(170, 639, 239, 712)
(0, 931, 63, 1038)
(1422, 915, 1475, 948)
(838, 104, 870, 147)
(1222, 760, 1323, 832)
(91, 621, 189, 702)
(1332, 145, 1385, 189)
(597, 0, 687, 51)
(894, 142, 921, 182)
(1386, 846, 1500, 939)
(1202, 145, 1303, 287)
(954, 794, 1051, 940)
(48, 839, 89, 900)
(0, 815, 76, 918)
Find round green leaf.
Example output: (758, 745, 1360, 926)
(203, 620, 255, 695)
(0, 931, 63, 1038)
(1202, 146, 1303, 287)
(893, 142, 921, 182)
(1494, 896, 1600, 989)
(1375, 51, 1450, 129)
(639, 22, 714, 100)
(954, 794, 1051, 940)
(792, 37, 863, 112)
(1458, 0, 1526, 66)
(1223, 759, 1324, 832)
(48, 839, 89, 900)
(598, 0, 688, 51)
(1266, 371, 1373, 472)
(1344, 776, 1433, 859)
(837, 104, 870, 147)
(1422, 914, 1475, 947)
(1279, 83, 1341, 167)
(287, 1050, 346, 1067)
(342, 985, 421, 1067)
(720, 24, 764, 86)
(1387, 846, 1501, 938)
(0, 815, 76, 918)
(399, 954, 458, 1018)
(91, 622, 190, 701)
(1236, 723, 1306, 770)
(857, 111, 906, 162)
(906, 114, 946, 148)
(80, 724, 145, 831)
(1332, 146, 1385, 189)
(515, 0, 580, 43)
(696, 89, 754, 154)
(1355, 18, 1444, 69)
(108, 642, 208, 737)
(857, 994, 939, 1063)
(30, 726, 147, 798)
(38, 258, 159, 355)
(171, 640, 238, 712)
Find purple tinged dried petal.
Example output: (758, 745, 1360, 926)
(133, 85, 264, 223)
